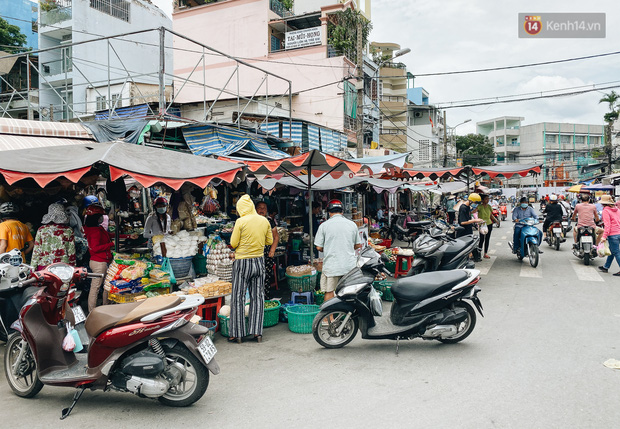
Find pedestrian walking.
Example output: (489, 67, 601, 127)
(315, 200, 362, 303)
(228, 195, 273, 343)
(598, 195, 620, 276)
(474, 194, 498, 259)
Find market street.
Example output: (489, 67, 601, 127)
(1, 216, 620, 428)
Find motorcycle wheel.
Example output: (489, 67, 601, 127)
(312, 310, 358, 349)
(437, 302, 477, 344)
(555, 237, 560, 251)
(528, 243, 539, 268)
(584, 253, 590, 266)
(4, 333, 43, 398)
(158, 344, 209, 407)
(495, 219, 501, 228)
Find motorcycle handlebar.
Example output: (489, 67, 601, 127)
(16, 277, 38, 288)
(86, 273, 105, 279)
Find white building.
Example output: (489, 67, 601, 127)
(477, 117, 605, 185)
(38, 0, 172, 121)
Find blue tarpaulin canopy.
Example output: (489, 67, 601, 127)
(182, 124, 289, 159)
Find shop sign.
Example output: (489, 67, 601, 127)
(286, 26, 322, 50)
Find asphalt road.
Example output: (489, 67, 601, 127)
(1, 210, 620, 428)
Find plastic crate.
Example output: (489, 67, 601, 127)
(286, 304, 320, 334)
(169, 256, 193, 279)
(286, 273, 317, 292)
(379, 239, 393, 248)
(384, 260, 396, 274)
(263, 300, 281, 328)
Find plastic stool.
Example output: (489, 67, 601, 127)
(394, 255, 415, 278)
(291, 291, 313, 305)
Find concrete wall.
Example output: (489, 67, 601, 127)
(2, 0, 38, 49)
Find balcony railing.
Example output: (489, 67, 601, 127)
(270, 0, 293, 18)
(41, 57, 72, 76)
(382, 61, 407, 70)
(41, 6, 72, 26)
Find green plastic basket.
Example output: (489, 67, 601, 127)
(314, 291, 325, 306)
(385, 260, 396, 274)
(286, 273, 317, 292)
(263, 300, 281, 328)
(218, 315, 249, 337)
(286, 304, 320, 334)
(373, 280, 394, 302)
(382, 285, 394, 302)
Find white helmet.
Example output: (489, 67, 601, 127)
(549, 194, 558, 201)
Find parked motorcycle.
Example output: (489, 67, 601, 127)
(0, 250, 33, 342)
(4, 263, 219, 419)
(573, 226, 596, 265)
(546, 220, 565, 251)
(311, 247, 484, 349)
(509, 217, 543, 268)
(380, 216, 432, 248)
(406, 222, 479, 275)
(492, 207, 501, 228)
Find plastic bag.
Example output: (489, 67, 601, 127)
(479, 224, 488, 235)
(598, 241, 612, 258)
(161, 257, 177, 284)
(369, 287, 383, 317)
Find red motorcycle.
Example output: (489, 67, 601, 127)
(499, 204, 508, 221)
(492, 207, 501, 228)
(3, 263, 218, 419)
(547, 221, 565, 251)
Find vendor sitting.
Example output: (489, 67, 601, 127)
(144, 197, 171, 247)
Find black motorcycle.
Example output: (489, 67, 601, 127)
(573, 226, 597, 265)
(380, 216, 431, 248)
(406, 222, 479, 275)
(312, 247, 483, 349)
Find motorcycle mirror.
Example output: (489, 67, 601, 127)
(380, 253, 390, 263)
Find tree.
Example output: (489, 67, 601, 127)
(327, 9, 372, 62)
(599, 90, 619, 123)
(0, 18, 27, 53)
(455, 133, 495, 166)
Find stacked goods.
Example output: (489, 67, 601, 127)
(277, 227, 288, 244)
(152, 230, 205, 259)
(352, 208, 364, 227)
(206, 242, 233, 276)
(216, 260, 233, 282)
(105, 254, 170, 303)
(285, 265, 317, 292)
(188, 279, 233, 297)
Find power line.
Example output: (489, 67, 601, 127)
(414, 50, 620, 77)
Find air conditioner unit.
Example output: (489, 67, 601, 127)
(414, 112, 423, 118)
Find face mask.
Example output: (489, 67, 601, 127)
(521, 204, 528, 209)
(156, 207, 167, 214)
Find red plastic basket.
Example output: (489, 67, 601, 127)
(379, 239, 392, 248)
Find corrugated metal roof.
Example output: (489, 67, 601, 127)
(0, 134, 94, 152)
(0, 118, 93, 139)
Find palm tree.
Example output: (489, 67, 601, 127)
(599, 90, 619, 115)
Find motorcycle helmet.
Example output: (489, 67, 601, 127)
(83, 195, 99, 208)
(0, 201, 18, 215)
(560, 195, 565, 200)
(467, 193, 481, 203)
(85, 204, 105, 216)
(549, 194, 558, 201)
(154, 196, 168, 207)
(327, 199, 344, 213)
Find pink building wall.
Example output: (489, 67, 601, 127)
(172, 0, 354, 132)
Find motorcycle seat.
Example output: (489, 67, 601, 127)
(85, 295, 183, 338)
(407, 221, 432, 229)
(392, 270, 469, 302)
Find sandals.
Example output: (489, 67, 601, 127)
(228, 337, 242, 344)
(253, 335, 263, 343)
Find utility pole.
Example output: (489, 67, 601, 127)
(356, 18, 364, 158)
(605, 123, 613, 174)
(442, 110, 448, 167)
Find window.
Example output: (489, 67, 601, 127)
(510, 138, 519, 146)
(545, 152, 556, 162)
(431, 142, 438, 161)
(496, 155, 505, 162)
(90, 0, 130, 22)
(419, 140, 430, 161)
(560, 152, 571, 161)
(96, 95, 107, 111)
(270, 35, 281, 52)
(111, 93, 121, 108)
(590, 136, 600, 146)
(545, 134, 556, 145)
(575, 135, 585, 145)
(560, 134, 571, 145)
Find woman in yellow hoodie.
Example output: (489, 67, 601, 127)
(229, 195, 273, 343)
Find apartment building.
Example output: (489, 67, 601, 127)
(406, 88, 445, 167)
(1, 0, 39, 50)
(37, 0, 172, 121)
(172, 0, 375, 152)
(477, 117, 605, 185)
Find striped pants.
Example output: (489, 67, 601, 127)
(230, 256, 265, 338)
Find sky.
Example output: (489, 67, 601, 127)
(151, 0, 619, 134)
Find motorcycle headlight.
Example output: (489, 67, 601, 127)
(48, 264, 74, 283)
(337, 283, 366, 297)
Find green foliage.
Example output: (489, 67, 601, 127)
(456, 133, 495, 166)
(39, 0, 59, 12)
(281, 0, 294, 10)
(599, 90, 619, 125)
(0, 18, 27, 53)
(327, 9, 372, 62)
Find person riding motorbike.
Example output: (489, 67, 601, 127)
(543, 195, 564, 242)
(511, 197, 539, 254)
(571, 193, 601, 247)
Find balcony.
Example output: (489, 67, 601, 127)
(270, 0, 293, 18)
(41, 57, 72, 77)
(41, 6, 72, 26)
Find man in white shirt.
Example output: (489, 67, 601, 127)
(315, 199, 362, 303)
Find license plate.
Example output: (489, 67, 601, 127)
(562, 222, 568, 226)
(72, 305, 86, 325)
(553, 228, 562, 233)
(197, 336, 217, 363)
(581, 236, 593, 243)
